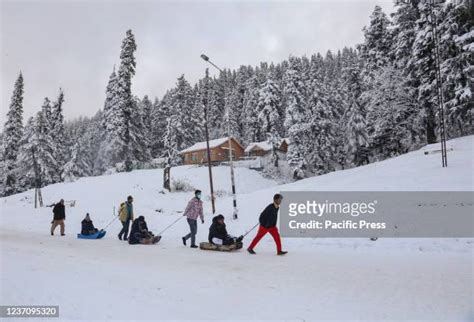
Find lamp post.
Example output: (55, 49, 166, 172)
(200, 54, 239, 219)
(202, 68, 216, 214)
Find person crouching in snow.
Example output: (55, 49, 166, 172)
(81, 213, 99, 235)
(182, 190, 204, 248)
(209, 214, 243, 246)
(129, 216, 157, 245)
(247, 193, 288, 255)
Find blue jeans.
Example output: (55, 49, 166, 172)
(183, 219, 197, 246)
(119, 219, 131, 240)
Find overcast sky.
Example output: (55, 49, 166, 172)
(1, 0, 394, 126)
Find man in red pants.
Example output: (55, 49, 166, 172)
(247, 194, 288, 255)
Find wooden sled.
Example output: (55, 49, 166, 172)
(199, 241, 243, 252)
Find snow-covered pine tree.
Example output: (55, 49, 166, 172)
(173, 75, 200, 150)
(343, 61, 369, 167)
(360, 5, 393, 71)
(63, 135, 93, 182)
(50, 88, 66, 182)
(17, 117, 38, 190)
(113, 29, 137, 170)
(35, 98, 57, 184)
(2, 72, 24, 196)
(411, 0, 446, 144)
(95, 67, 119, 173)
(283, 57, 309, 179)
(391, 0, 420, 71)
(223, 87, 242, 140)
(241, 76, 260, 144)
(364, 66, 421, 159)
(439, 0, 473, 136)
(139, 95, 153, 146)
(128, 95, 152, 164)
(163, 114, 181, 166)
(307, 54, 338, 174)
(257, 77, 281, 142)
(150, 93, 171, 157)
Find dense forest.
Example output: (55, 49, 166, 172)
(1, 0, 472, 196)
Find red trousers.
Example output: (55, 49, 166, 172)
(248, 225, 282, 253)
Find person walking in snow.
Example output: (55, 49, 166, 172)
(51, 199, 66, 236)
(182, 190, 204, 248)
(247, 193, 287, 255)
(118, 195, 134, 241)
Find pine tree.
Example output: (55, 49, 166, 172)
(343, 62, 369, 167)
(360, 5, 393, 71)
(307, 55, 338, 174)
(223, 87, 242, 140)
(283, 57, 309, 179)
(411, 0, 445, 144)
(163, 114, 181, 166)
(241, 76, 260, 144)
(364, 66, 421, 159)
(257, 77, 281, 142)
(17, 117, 37, 190)
(439, 0, 473, 136)
(173, 75, 200, 150)
(50, 88, 66, 182)
(2, 72, 24, 196)
(35, 99, 57, 184)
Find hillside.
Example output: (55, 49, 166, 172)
(0, 136, 472, 321)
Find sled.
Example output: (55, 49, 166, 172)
(77, 230, 106, 239)
(199, 241, 243, 252)
(132, 235, 161, 245)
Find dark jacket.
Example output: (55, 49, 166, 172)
(129, 218, 150, 245)
(53, 203, 65, 220)
(81, 219, 96, 235)
(259, 203, 279, 228)
(208, 216, 230, 243)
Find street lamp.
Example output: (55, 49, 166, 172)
(200, 54, 239, 220)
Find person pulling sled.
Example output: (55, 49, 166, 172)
(182, 190, 204, 248)
(247, 193, 288, 255)
(129, 216, 161, 245)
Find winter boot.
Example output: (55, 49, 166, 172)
(182, 237, 186, 246)
(247, 248, 256, 254)
(277, 251, 288, 256)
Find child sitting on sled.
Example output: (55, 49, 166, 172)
(208, 214, 243, 246)
(81, 213, 99, 235)
(129, 216, 160, 245)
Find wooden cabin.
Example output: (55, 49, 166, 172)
(179, 137, 245, 165)
(245, 138, 290, 157)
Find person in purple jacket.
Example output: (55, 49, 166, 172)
(182, 190, 205, 248)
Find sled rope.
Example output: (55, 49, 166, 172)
(157, 216, 184, 236)
(242, 223, 259, 237)
(102, 215, 119, 230)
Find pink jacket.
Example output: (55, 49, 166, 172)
(183, 198, 203, 221)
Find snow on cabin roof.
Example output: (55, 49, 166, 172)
(245, 138, 290, 153)
(244, 141, 273, 153)
(179, 137, 240, 154)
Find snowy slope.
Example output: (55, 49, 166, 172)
(0, 136, 473, 321)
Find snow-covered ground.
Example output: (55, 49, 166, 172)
(1, 136, 473, 321)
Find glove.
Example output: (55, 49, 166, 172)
(236, 235, 243, 243)
(201, 219, 205, 224)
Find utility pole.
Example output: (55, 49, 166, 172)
(201, 54, 238, 219)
